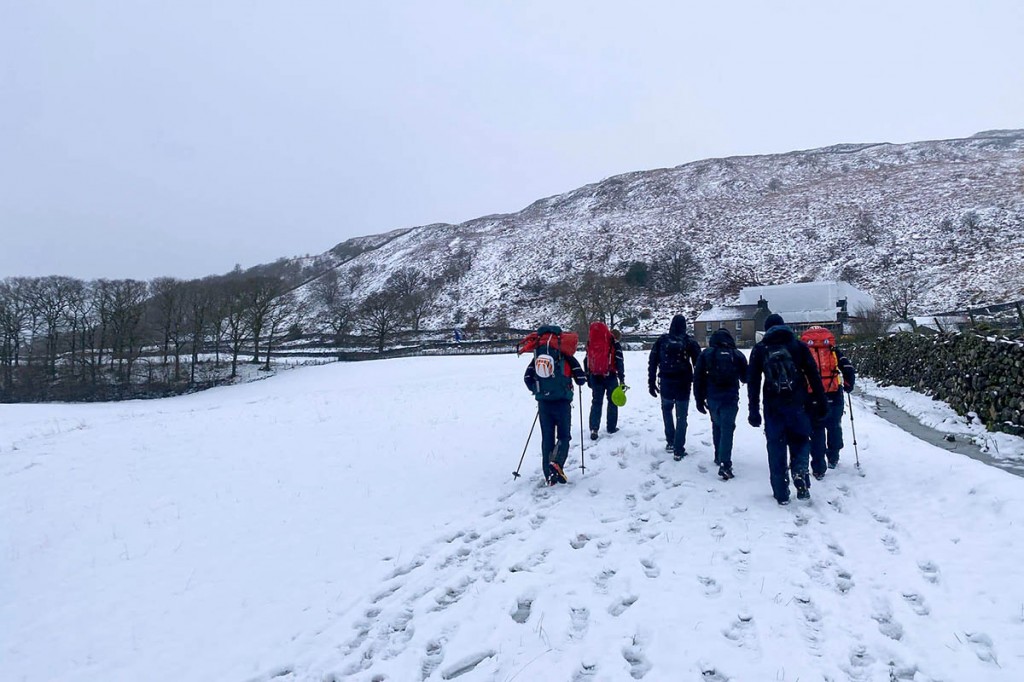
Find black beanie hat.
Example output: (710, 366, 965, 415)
(764, 313, 785, 331)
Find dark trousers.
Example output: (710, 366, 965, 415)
(589, 374, 619, 432)
(763, 406, 812, 502)
(661, 397, 690, 454)
(811, 391, 846, 474)
(538, 399, 572, 476)
(707, 395, 739, 467)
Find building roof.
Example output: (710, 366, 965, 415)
(695, 304, 762, 322)
(737, 281, 875, 323)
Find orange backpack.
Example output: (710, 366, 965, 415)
(585, 321, 614, 376)
(801, 326, 841, 392)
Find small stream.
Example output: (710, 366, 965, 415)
(868, 395, 1024, 478)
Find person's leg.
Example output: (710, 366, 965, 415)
(553, 400, 573, 472)
(716, 397, 739, 470)
(537, 401, 556, 479)
(589, 380, 604, 433)
(810, 421, 828, 477)
(605, 376, 619, 432)
(708, 397, 722, 464)
(661, 396, 675, 448)
(788, 408, 813, 496)
(825, 391, 845, 465)
(764, 413, 791, 502)
(674, 397, 690, 455)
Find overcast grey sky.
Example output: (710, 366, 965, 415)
(2, 1, 1022, 280)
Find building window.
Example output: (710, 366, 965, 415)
(706, 322, 713, 332)
(736, 320, 743, 332)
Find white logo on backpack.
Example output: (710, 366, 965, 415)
(535, 354, 556, 378)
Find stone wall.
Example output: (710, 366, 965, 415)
(848, 333, 1024, 436)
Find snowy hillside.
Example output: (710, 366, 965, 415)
(293, 130, 1024, 332)
(4, 353, 1024, 681)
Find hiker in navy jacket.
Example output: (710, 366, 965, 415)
(693, 328, 749, 480)
(747, 314, 828, 504)
(524, 331, 587, 485)
(648, 314, 702, 460)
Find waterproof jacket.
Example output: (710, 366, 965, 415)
(694, 328, 749, 405)
(647, 314, 702, 401)
(747, 324, 826, 414)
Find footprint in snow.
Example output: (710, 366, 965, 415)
(439, 650, 496, 680)
(640, 558, 660, 578)
(835, 568, 855, 594)
(569, 605, 590, 639)
(432, 576, 474, 612)
(622, 633, 652, 679)
(608, 594, 639, 617)
(964, 631, 998, 665)
(699, 663, 731, 681)
(794, 594, 824, 656)
(570, 533, 591, 550)
(510, 596, 532, 624)
(871, 606, 904, 641)
(529, 513, 546, 530)
(840, 644, 876, 682)
(901, 591, 930, 616)
(722, 612, 758, 651)
(420, 639, 445, 681)
(881, 534, 900, 554)
(593, 568, 617, 593)
(572, 659, 598, 681)
(698, 575, 722, 597)
(826, 541, 845, 557)
(918, 560, 941, 584)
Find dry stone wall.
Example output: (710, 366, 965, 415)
(848, 333, 1024, 436)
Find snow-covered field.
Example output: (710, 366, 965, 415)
(3, 351, 1024, 681)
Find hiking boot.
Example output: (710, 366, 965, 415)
(795, 474, 810, 500)
(718, 465, 734, 480)
(813, 471, 826, 481)
(607, 427, 619, 434)
(590, 430, 599, 441)
(673, 449, 686, 461)
(827, 458, 838, 469)
(778, 497, 791, 506)
(797, 487, 811, 500)
(665, 443, 674, 452)
(549, 462, 568, 485)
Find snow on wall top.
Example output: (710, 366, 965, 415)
(738, 281, 876, 320)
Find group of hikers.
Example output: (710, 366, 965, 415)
(520, 313, 855, 505)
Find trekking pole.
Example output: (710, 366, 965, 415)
(847, 392, 861, 470)
(512, 411, 539, 480)
(579, 393, 586, 474)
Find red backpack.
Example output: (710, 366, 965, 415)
(585, 321, 614, 376)
(801, 326, 841, 392)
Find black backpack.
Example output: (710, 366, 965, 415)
(762, 343, 799, 396)
(708, 348, 740, 387)
(659, 334, 692, 379)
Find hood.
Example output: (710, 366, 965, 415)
(669, 314, 688, 336)
(762, 324, 796, 345)
(709, 328, 737, 349)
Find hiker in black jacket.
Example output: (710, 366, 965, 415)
(648, 314, 702, 460)
(693, 328, 749, 480)
(747, 314, 828, 504)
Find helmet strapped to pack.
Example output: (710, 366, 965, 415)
(519, 325, 578, 401)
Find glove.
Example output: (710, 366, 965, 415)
(696, 400, 707, 414)
(748, 410, 762, 428)
(574, 376, 587, 387)
(843, 381, 854, 394)
(648, 383, 658, 398)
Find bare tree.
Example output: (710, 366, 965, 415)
(650, 241, 702, 295)
(849, 305, 891, 338)
(877, 273, 923, 329)
(358, 289, 403, 353)
(106, 280, 149, 383)
(261, 291, 299, 371)
(312, 269, 354, 351)
(386, 267, 435, 331)
(223, 279, 253, 378)
(244, 276, 288, 364)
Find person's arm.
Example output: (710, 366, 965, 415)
(647, 338, 661, 396)
(836, 347, 855, 392)
(524, 362, 537, 393)
(693, 351, 708, 410)
(747, 346, 763, 413)
(567, 355, 587, 385)
(736, 350, 749, 385)
(688, 338, 702, 368)
(614, 340, 625, 382)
